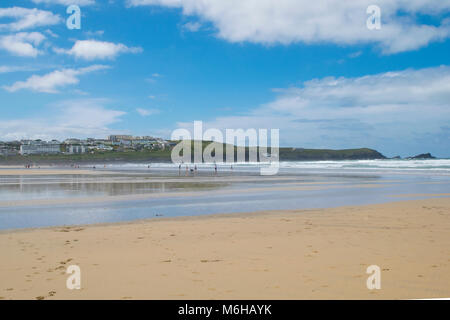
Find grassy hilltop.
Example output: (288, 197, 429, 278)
(0, 141, 385, 165)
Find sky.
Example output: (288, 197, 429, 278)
(0, 0, 450, 157)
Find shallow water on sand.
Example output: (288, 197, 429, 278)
(0, 162, 449, 230)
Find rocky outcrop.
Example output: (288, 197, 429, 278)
(407, 153, 436, 160)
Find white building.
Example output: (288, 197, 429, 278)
(20, 142, 61, 155)
(67, 145, 86, 154)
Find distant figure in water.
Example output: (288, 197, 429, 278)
(214, 163, 218, 174)
(178, 164, 181, 176)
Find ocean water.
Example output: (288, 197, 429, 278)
(0, 159, 449, 230)
(101, 159, 450, 174)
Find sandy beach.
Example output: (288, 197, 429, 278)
(0, 167, 107, 176)
(1, 197, 449, 300)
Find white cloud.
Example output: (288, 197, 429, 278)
(0, 32, 46, 57)
(127, 0, 450, 54)
(45, 29, 59, 38)
(177, 66, 450, 156)
(136, 108, 160, 116)
(182, 21, 202, 32)
(348, 51, 362, 59)
(31, 0, 95, 5)
(3, 65, 110, 93)
(0, 99, 126, 141)
(84, 30, 105, 37)
(0, 65, 37, 73)
(0, 7, 61, 31)
(55, 40, 143, 60)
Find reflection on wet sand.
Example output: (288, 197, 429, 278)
(0, 167, 449, 230)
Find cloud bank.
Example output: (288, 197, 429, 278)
(128, 0, 450, 53)
(0, 99, 126, 141)
(178, 66, 450, 156)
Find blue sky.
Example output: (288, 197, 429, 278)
(1, 0, 450, 157)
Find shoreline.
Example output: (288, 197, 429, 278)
(1, 198, 449, 299)
(1, 195, 450, 235)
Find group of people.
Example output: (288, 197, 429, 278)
(177, 163, 234, 176)
(178, 164, 199, 176)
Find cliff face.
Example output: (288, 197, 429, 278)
(279, 148, 386, 161)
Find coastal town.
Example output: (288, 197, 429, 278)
(0, 135, 175, 156)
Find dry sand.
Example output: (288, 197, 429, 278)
(0, 198, 449, 300)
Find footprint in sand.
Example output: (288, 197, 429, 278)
(59, 258, 73, 265)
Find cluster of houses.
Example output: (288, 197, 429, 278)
(0, 135, 173, 156)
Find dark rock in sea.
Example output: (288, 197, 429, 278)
(407, 153, 436, 160)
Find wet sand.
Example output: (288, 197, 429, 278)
(0, 167, 105, 176)
(0, 183, 388, 208)
(1, 197, 449, 300)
